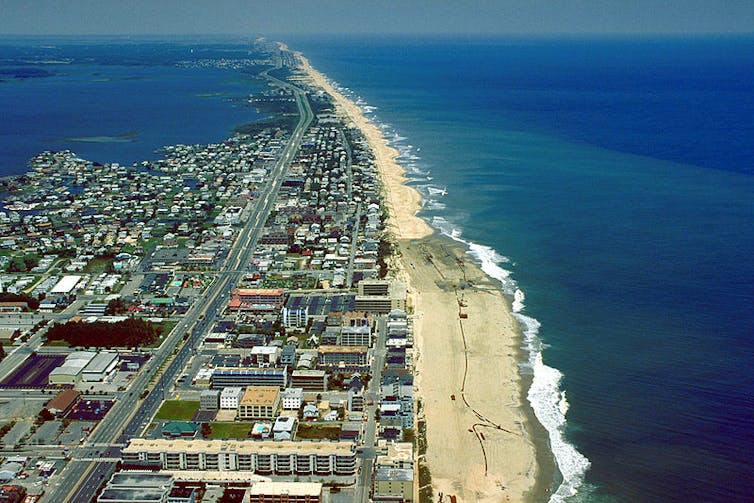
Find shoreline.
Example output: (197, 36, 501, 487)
(294, 49, 552, 501)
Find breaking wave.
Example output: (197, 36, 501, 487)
(337, 75, 592, 502)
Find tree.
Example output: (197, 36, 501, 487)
(200, 422, 212, 438)
(105, 298, 128, 315)
(45, 317, 158, 348)
(37, 408, 55, 424)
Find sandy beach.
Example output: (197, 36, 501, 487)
(294, 49, 541, 502)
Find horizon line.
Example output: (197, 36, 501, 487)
(0, 31, 753, 39)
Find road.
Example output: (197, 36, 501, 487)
(355, 316, 387, 503)
(0, 330, 45, 383)
(346, 204, 362, 288)
(41, 60, 314, 503)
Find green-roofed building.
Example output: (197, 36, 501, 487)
(150, 297, 174, 306)
(161, 421, 196, 438)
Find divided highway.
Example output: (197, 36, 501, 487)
(42, 63, 314, 503)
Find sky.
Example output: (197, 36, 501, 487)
(0, 0, 753, 36)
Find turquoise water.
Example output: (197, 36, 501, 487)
(287, 36, 754, 502)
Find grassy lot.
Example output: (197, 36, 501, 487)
(144, 320, 178, 348)
(154, 400, 199, 421)
(208, 422, 254, 439)
(43, 339, 70, 347)
(296, 423, 341, 440)
(156, 320, 178, 336)
(83, 257, 114, 273)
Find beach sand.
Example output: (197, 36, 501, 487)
(294, 48, 541, 502)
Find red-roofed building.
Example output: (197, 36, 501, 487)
(228, 288, 284, 313)
(46, 389, 80, 417)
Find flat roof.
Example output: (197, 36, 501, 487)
(240, 386, 279, 406)
(318, 345, 368, 354)
(250, 346, 279, 355)
(51, 275, 82, 294)
(82, 352, 118, 374)
(124, 438, 354, 455)
(99, 488, 167, 502)
(162, 470, 270, 483)
(234, 288, 284, 296)
(375, 467, 414, 482)
(109, 472, 174, 488)
(248, 482, 322, 497)
(292, 369, 325, 377)
(213, 367, 285, 376)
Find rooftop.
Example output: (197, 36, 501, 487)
(318, 345, 368, 354)
(240, 385, 279, 406)
(124, 438, 354, 455)
(98, 488, 167, 502)
(109, 472, 174, 488)
(233, 288, 284, 296)
(247, 481, 322, 497)
(375, 467, 414, 482)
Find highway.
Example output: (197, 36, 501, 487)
(41, 59, 314, 503)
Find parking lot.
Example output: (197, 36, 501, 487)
(59, 421, 95, 444)
(0, 355, 66, 388)
(28, 420, 60, 445)
(0, 420, 32, 447)
(66, 399, 114, 421)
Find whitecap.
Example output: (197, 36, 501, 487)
(435, 225, 591, 502)
(320, 86, 592, 500)
(512, 288, 526, 312)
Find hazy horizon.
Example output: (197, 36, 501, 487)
(1, 1, 752, 37)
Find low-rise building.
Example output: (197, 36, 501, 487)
(291, 370, 327, 392)
(376, 442, 414, 470)
(211, 367, 287, 389)
(220, 387, 244, 409)
(49, 350, 97, 385)
(373, 467, 414, 502)
(281, 387, 303, 410)
(46, 389, 80, 417)
(250, 346, 280, 365)
(228, 288, 284, 313)
(200, 389, 221, 410)
(317, 346, 368, 367)
(238, 386, 280, 420)
(245, 482, 322, 503)
(280, 343, 297, 366)
(162, 422, 197, 439)
(97, 472, 174, 503)
(272, 416, 297, 441)
(122, 438, 356, 476)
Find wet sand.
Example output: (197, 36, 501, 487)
(293, 47, 544, 502)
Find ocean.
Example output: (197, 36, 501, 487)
(285, 36, 754, 502)
(2, 36, 754, 502)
